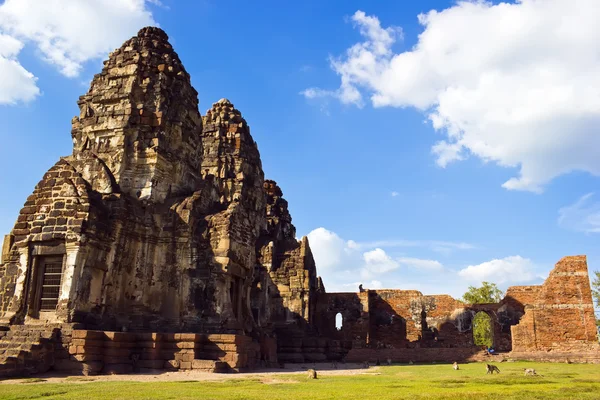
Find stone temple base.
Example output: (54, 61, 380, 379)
(59, 330, 268, 375)
(0, 325, 278, 377)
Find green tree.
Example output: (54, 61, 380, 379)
(462, 281, 503, 304)
(592, 271, 599, 328)
(472, 311, 493, 348)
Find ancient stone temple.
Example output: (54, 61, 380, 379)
(0, 27, 269, 333)
(0, 27, 318, 376)
(0, 27, 598, 377)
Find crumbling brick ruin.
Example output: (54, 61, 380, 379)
(0, 27, 598, 377)
(315, 256, 599, 364)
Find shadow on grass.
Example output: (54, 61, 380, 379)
(384, 384, 410, 389)
(550, 374, 575, 379)
(570, 379, 600, 383)
(437, 382, 468, 388)
(19, 378, 47, 384)
(470, 378, 555, 385)
(25, 390, 69, 398)
(63, 377, 95, 382)
(557, 385, 597, 394)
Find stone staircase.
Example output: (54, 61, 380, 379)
(0, 324, 61, 378)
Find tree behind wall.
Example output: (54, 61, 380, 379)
(462, 282, 502, 348)
(462, 281, 503, 304)
(592, 271, 599, 331)
(472, 311, 494, 348)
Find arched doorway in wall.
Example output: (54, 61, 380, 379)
(335, 312, 343, 331)
(472, 311, 494, 348)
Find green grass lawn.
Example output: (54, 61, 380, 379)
(1, 361, 599, 400)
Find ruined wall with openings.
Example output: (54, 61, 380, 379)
(315, 256, 598, 362)
(317, 290, 516, 353)
(315, 292, 370, 348)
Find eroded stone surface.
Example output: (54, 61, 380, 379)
(0, 26, 323, 376)
(0, 27, 280, 336)
(252, 180, 322, 361)
(510, 256, 599, 356)
(71, 27, 203, 203)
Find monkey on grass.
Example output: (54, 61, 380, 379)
(486, 364, 500, 374)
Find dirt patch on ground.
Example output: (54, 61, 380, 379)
(260, 378, 300, 384)
(0, 363, 379, 384)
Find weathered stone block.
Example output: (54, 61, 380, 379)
(179, 361, 192, 370)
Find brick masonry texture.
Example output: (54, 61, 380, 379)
(0, 27, 598, 377)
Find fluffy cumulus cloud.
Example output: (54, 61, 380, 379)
(305, 1, 600, 192)
(362, 248, 400, 278)
(306, 227, 458, 292)
(458, 255, 536, 284)
(305, 227, 350, 270)
(558, 193, 600, 234)
(0, 34, 39, 104)
(306, 228, 542, 295)
(0, 0, 157, 104)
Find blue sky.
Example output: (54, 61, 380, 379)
(0, 0, 599, 304)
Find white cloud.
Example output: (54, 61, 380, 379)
(369, 280, 383, 289)
(0, 34, 39, 104)
(558, 193, 600, 234)
(397, 257, 443, 271)
(306, 227, 353, 270)
(391, 191, 399, 197)
(0, 32, 21, 57)
(346, 239, 360, 250)
(306, 2, 600, 192)
(300, 87, 336, 100)
(361, 248, 400, 278)
(359, 239, 475, 254)
(306, 227, 451, 291)
(301, 11, 402, 107)
(458, 255, 536, 284)
(305, 228, 550, 298)
(146, 0, 166, 7)
(0, 0, 157, 104)
(341, 280, 383, 291)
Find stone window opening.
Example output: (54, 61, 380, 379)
(335, 312, 343, 331)
(33, 255, 65, 313)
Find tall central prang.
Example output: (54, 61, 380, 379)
(71, 27, 204, 203)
